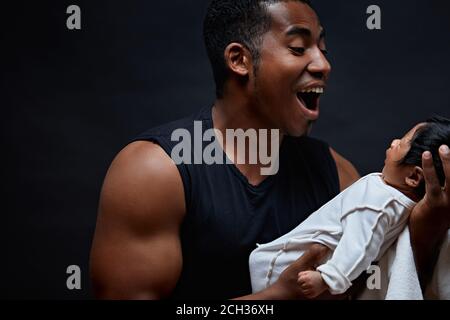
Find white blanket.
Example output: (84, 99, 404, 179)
(426, 229, 450, 299)
(357, 227, 450, 300)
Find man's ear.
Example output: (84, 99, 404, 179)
(224, 42, 252, 77)
(405, 166, 424, 188)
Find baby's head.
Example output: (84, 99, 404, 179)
(382, 115, 450, 199)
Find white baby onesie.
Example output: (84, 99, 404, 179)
(249, 173, 416, 294)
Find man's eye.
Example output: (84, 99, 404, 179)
(320, 49, 329, 56)
(289, 47, 305, 55)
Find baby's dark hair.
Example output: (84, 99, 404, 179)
(401, 115, 450, 197)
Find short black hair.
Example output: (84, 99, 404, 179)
(401, 115, 450, 197)
(203, 0, 313, 98)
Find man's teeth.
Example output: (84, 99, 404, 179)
(299, 87, 324, 94)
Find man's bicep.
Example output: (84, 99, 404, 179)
(91, 222, 182, 299)
(330, 148, 360, 191)
(90, 141, 185, 299)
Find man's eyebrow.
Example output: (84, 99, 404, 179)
(285, 26, 312, 38)
(285, 26, 326, 40)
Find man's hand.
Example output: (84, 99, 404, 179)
(409, 145, 450, 288)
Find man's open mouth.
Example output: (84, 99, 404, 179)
(296, 87, 324, 111)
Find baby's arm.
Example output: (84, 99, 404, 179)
(297, 270, 328, 299)
(316, 208, 392, 295)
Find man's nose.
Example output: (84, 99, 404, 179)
(307, 47, 331, 80)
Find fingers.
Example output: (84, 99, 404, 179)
(422, 151, 441, 198)
(439, 145, 450, 192)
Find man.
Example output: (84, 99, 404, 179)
(90, 0, 450, 299)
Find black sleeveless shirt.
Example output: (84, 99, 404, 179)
(132, 107, 340, 299)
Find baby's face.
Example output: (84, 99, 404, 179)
(382, 123, 425, 187)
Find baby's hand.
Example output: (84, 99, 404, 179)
(297, 270, 328, 299)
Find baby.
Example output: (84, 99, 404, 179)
(249, 116, 450, 298)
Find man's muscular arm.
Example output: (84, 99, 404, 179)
(90, 141, 185, 299)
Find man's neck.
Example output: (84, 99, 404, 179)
(212, 99, 284, 186)
(213, 97, 270, 130)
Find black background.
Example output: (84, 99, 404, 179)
(2, 0, 450, 299)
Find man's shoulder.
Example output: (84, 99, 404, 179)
(113, 140, 180, 186)
(329, 148, 361, 191)
(102, 140, 186, 223)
